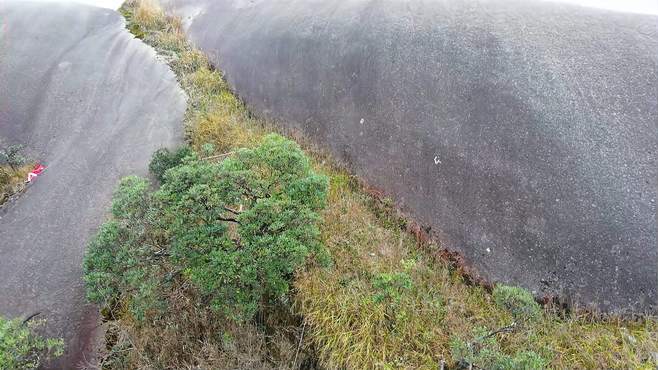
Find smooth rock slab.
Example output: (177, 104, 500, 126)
(0, 2, 185, 367)
(163, 0, 657, 313)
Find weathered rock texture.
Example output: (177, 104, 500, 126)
(0, 2, 185, 367)
(163, 0, 657, 313)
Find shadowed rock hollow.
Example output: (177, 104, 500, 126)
(162, 0, 657, 313)
(0, 1, 185, 367)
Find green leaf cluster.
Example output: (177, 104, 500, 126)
(0, 316, 63, 369)
(372, 272, 413, 304)
(148, 146, 194, 183)
(83, 134, 329, 322)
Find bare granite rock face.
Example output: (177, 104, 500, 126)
(162, 0, 657, 313)
(0, 2, 185, 367)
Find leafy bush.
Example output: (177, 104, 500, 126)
(493, 285, 541, 322)
(0, 316, 63, 369)
(148, 146, 193, 182)
(450, 327, 547, 369)
(0, 145, 26, 171)
(372, 272, 413, 304)
(82, 176, 162, 320)
(84, 134, 329, 322)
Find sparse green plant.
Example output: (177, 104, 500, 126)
(0, 145, 26, 171)
(200, 142, 215, 156)
(493, 284, 542, 322)
(372, 272, 413, 304)
(170, 49, 208, 76)
(0, 167, 9, 187)
(450, 327, 547, 369)
(0, 316, 63, 369)
(1, 160, 32, 206)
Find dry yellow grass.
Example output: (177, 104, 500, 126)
(296, 171, 658, 368)
(117, 1, 658, 369)
(0, 164, 32, 205)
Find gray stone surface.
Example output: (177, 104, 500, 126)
(0, 2, 185, 368)
(163, 0, 657, 313)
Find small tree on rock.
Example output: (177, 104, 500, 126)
(84, 134, 330, 323)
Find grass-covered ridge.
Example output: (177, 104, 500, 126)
(93, 1, 658, 368)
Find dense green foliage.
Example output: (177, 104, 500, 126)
(0, 316, 63, 369)
(148, 146, 193, 182)
(84, 134, 329, 322)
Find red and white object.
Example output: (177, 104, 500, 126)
(26, 164, 46, 183)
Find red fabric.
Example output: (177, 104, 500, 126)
(26, 163, 46, 182)
(32, 164, 45, 174)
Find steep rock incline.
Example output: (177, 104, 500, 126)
(0, 2, 185, 367)
(163, 0, 657, 313)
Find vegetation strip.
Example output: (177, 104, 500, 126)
(82, 1, 658, 369)
(0, 145, 31, 207)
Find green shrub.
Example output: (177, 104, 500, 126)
(83, 220, 123, 306)
(0, 316, 63, 369)
(149, 146, 194, 182)
(83, 176, 166, 320)
(450, 327, 547, 369)
(372, 272, 413, 304)
(493, 284, 541, 322)
(84, 134, 329, 322)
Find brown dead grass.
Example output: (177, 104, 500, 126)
(99, 281, 302, 370)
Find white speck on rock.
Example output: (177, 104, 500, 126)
(360, 118, 364, 124)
